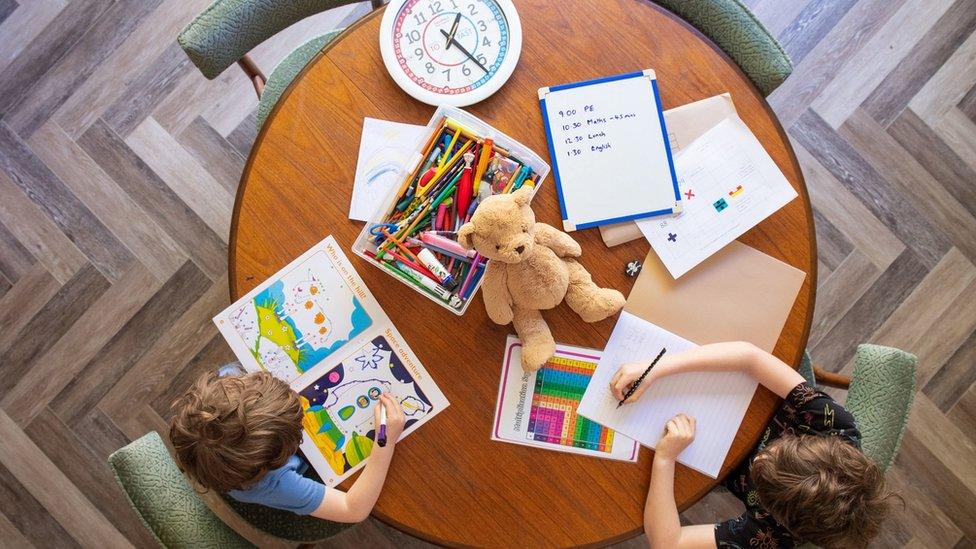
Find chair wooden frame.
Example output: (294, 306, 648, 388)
(236, 0, 389, 99)
(812, 366, 851, 389)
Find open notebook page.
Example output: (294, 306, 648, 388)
(577, 311, 758, 478)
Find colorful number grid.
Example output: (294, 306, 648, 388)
(526, 354, 615, 453)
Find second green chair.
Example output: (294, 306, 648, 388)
(653, 0, 792, 96)
(178, 0, 384, 128)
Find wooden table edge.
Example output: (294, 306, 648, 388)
(228, 2, 819, 545)
(228, 7, 383, 301)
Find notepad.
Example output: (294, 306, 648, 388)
(577, 312, 758, 478)
(538, 70, 681, 231)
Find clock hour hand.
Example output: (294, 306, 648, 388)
(439, 29, 489, 74)
(445, 13, 461, 48)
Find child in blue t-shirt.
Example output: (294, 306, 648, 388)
(170, 367, 404, 521)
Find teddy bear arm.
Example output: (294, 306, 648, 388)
(481, 265, 514, 325)
(533, 223, 581, 258)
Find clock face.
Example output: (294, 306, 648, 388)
(381, 0, 521, 106)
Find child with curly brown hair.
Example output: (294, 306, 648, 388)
(610, 342, 895, 549)
(170, 368, 404, 522)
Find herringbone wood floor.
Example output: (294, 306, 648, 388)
(0, 0, 974, 547)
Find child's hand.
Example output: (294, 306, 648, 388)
(374, 393, 406, 446)
(609, 362, 658, 403)
(655, 414, 695, 462)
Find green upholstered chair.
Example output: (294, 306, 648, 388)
(178, 0, 386, 128)
(109, 431, 253, 548)
(109, 431, 351, 548)
(652, 0, 792, 96)
(804, 344, 918, 471)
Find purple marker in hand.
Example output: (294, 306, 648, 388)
(377, 404, 388, 447)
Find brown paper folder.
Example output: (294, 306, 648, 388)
(626, 241, 806, 352)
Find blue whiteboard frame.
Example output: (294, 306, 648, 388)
(538, 70, 682, 231)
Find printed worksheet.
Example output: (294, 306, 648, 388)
(214, 236, 449, 485)
(577, 312, 757, 478)
(637, 117, 797, 278)
(492, 336, 639, 461)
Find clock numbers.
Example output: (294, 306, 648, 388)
(392, 0, 510, 95)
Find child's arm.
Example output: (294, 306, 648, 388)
(310, 394, 406, 522)
(611, 342, 805, 403)
(643, 414, 715, 549)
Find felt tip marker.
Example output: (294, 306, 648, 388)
(396, 261, 453, 300)
(377, 404, 387, 447)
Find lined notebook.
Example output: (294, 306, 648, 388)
(577, 312, 757, 478)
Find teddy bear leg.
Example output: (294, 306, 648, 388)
(512, 307, 555, 372)
(563, 260, 626, 323)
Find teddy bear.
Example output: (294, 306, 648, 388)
(457, 186, 626, 372)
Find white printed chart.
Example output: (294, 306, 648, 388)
(637, 117, 798, 278)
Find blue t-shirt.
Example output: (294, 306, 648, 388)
(228, 454, 326, 515)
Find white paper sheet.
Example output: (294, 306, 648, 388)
(636, 117, 798, 278)
(577, 311, 757, 478)
(350, 118, 426, 222)
(539, 70, 680, 231)
(491, 336, 639, 461)
(599, 93, 739, 247)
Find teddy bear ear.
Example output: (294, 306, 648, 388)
(513, 186, 533, 206)
(457, 222, 476, 250)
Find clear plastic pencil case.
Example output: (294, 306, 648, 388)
(353, 106, 550, 315)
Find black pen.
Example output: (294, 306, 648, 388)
(618, 347, 667, 408)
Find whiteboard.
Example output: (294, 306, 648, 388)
(539, 70, 681, 232)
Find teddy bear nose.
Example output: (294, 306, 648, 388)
(515, 245, 525, 254)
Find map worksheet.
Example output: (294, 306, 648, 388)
(214, 236, 449, 485)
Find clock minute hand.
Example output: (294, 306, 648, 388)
(439, 29, 489, 74)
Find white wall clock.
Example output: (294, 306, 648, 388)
(379, 0, 523, 107)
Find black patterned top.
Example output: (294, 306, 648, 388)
(714, 382, 861, 548)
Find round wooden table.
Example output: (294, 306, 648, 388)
(231, 1, 815, 545)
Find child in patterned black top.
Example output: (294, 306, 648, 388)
(609, 342, 893, 549)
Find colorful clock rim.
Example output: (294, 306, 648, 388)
(379, 0, 523, 107)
